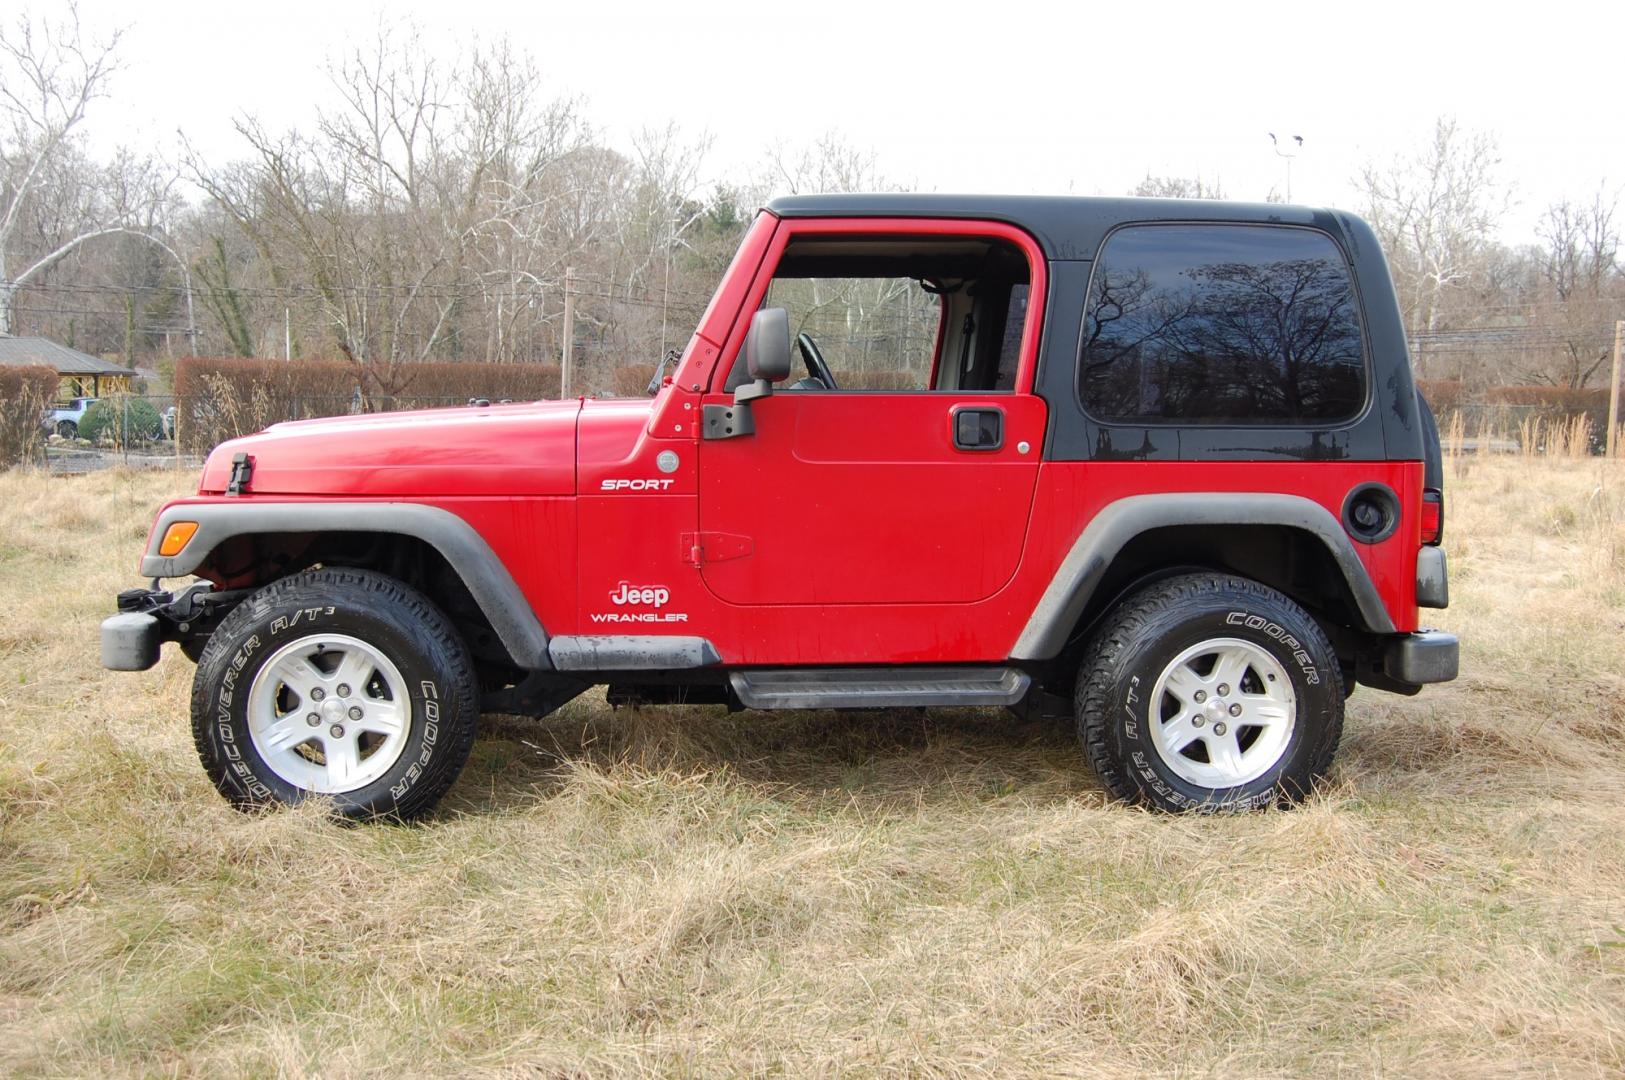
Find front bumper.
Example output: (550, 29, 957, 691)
(100, 582, 242, 672)
(101, 611, 162, 670)
(1383, 629, 1459, 685)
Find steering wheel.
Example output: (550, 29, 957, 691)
(795, 332, 838, 390)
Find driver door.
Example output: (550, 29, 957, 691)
(695, 219, 1046, 608)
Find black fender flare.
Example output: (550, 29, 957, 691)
(1009, 492, 1397, 661)
(141, 501, 551, 670)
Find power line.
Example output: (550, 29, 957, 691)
(8, 280, 720, 319)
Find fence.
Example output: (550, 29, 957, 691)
(1439, 407, 1621, 461)
(1443, 404, 1622, 457)
(22, 387, 1625, 476)
(37, 393, 194, 474)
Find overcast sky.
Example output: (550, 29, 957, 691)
(69, 0, 1623, 246)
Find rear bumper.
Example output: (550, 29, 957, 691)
(1383, 629, 1459, 685)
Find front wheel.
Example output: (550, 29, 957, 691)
(1075, 573, 1344, 812)
(190, 568, 480, 820)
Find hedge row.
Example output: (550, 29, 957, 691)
(383, 360, 562, 401)
(1415, 381, 1615, 413)
(173, 357, 584, 453)
(1414, 379, 1467, 412)
(1482, 386, 1610, 409)
(0, 365, 57, 468)
(174, 357, 572, 407)
(1415, 384, 1617, 452)
(174, 357, 358, 404)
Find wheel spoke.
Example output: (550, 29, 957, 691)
(1243, 700, 1292, 728)
(1159, 711, 1203, 753)
(1207, 731, 1246, 777)
(258, 713, 311, 753)
(1162, 663, 1207, 703)
(332, 648, 376, 694)
(354, 701, 406, 738)
(269, 653, 326, 695)
(1211, 646, 1253, 692)
(323, 733, 362, 789)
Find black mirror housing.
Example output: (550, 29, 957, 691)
(744, 307, 792, 383)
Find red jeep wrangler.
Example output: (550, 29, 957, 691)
(103, 195, 1456, 817)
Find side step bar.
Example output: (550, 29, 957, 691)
(729, 666, 1031, 710)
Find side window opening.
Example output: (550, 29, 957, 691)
(724, 235, 1031, 392)
(767, 274, 941, 390)
(1079, 224, 1367, 425)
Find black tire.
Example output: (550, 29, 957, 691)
(56, 420, 77, 439)
(1075, 573, 1344, 812)
(190, 567, 479, 821)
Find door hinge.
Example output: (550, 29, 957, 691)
(702, 402, 755, 440)
(680, 531, 753, 567)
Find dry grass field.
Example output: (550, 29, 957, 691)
(2, 455, 1623, 1078)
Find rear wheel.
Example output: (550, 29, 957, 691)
(1075, 573, 1344, 811)
(56, 420, 77, 439)
(190, 567, 479, 820)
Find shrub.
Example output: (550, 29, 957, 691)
(174, 358, 360, 454)
(382, 361, 561, 404)
(841, 370, 920, 391)
(610, 366, 654, 398)
(1487, 386, 1611, 453)
(1415, 379, 1467, 412)
(0, 365, 55, 468)
(1485, 385, 1609, 410)
(80, 395, 163, 446)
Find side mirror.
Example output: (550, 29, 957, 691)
(704, 307, 791, 440)
(744, 307, 792, 385)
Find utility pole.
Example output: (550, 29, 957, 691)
(560, 267, 576, 399)
(285, 308, 292, 362)
(1608, 319, 1623, 458)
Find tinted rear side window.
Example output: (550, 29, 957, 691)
(1079, 224, 1366, 424)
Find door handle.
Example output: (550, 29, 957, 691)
(952, 406, 1004, 451)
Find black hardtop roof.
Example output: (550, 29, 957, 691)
(764, 193, 1354, 261)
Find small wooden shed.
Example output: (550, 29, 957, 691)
(0, 335, 135, 399)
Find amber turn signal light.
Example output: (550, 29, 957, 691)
(158, 521, 199, 557)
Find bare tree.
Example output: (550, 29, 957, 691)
(0, 3, 188, 342)
(189, 29, 725, 395)
(1538, 189, 1618, 301)
(1523, 187, 1621, 387)
(0, 3, 122, 334)
(1131, 173, 1226, 199)
(1356, 117, 1509, 370)
(0, 4, 192, 353)
(765, 133, 896, 196)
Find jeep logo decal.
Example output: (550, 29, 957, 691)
(611, 582, 670, 606)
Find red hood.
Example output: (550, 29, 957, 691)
(198, 399, 614, 497)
